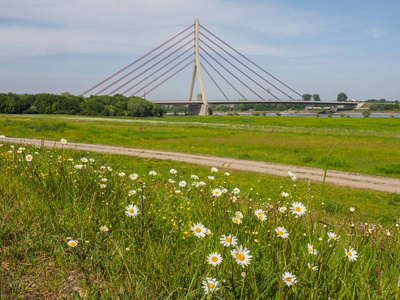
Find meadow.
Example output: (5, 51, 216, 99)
(0, 114, 400, 178)
(1, 142, 400, 299)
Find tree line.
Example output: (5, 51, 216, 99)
(0, 93, 166, 117)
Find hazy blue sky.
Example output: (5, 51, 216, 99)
(1, 0, 399, 101)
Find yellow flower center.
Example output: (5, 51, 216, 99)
(259, 216, 264, 220)
(308, 248, 313, 253)
(295, 206, 301, 212)
(234, 219, 239, 223)
(211, 256, 218, 262)
(226, 237, 231, 243)
(195, 228, 201, 233)
(257, 212, 262, 215)
(208, 283, 214, 289)
(129, 209, 134, 213)
(278, 231, 283, 235)
(70, 242, 76, 247)
(330, 236, 334, 239)
(347, 251, 352, 257)
(237, 253, 245, 261)
(236, 214, 240, 217)
(286, 277, 292, 281)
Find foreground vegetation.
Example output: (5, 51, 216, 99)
(1, 142, 400, 299)
(1, 114, 400, 178)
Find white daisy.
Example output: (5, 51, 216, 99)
(220, 234, 238, 247)
(89, 158, 95, 162)
(0, 135, 5, 139)
(350, 207, 355, 212)
(205, 229, 212, 235)
(212, 188, 222, 197)
(125, 204, 139, 217)
(128, 190, 136, 196)
(307, 244, 317, 255)
(232, 187, 240, 194)
(148, 170, 157, 176)
(191, 174, 199, 179)
(345, 247, 358, 261)
(25, 154, 33, 162)
(235, 211, 244, 219)
(100, 183, 106, 189)
(224, 172, 230, 176)
(231, 245, 252, 268)
(254, 209, 264, 217)
(68, 240, 78, 247)
(275, 226, 289, 239)
(118, 172, 126, 177)
(290, 202, 307, 216)
(231, 196, 237, 202)
(257, 214, 267, 222)
(282, 272, 297, 286)
(222, 188, 228, 193)
(75, 164, 83, 169)
(179, 181, 186, 188)
(168, 178, 176, 183)
(81, 157, 88, 163)
(208, 176, 215, 180)
(288, 171, 296, 181)
(191, 222, 206, 238)
(130, 173, 138, 180)
(232, 217, 242, 225)
(202, 277, 219, 295)
(281, 192, 289, 198)
(307, 263, 318, 271)
(211, 167, 218, 173)
(170, 169, 177, 174)
(101, 178, 108, 182)
(100, 226, 109, 232)
(192, 181, 199, 187)
(327, 232, 339, 242)
(207, 252, 223, 266)
(174, 190, 181, 194)
(61, 139, 67, 144)
(279, 206, 287, 213)
(199, 181, 206, 186)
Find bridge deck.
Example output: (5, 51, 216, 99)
(150, 100, 358, 106)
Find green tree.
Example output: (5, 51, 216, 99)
(337, 93, 348, 102)
(312, 94, 320, 101)
(302, 94, 312, 101)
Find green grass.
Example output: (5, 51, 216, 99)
(1, 143, 400, 299)
(1, 114, 400, 178)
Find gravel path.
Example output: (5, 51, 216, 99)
(5, 137, 400, 194)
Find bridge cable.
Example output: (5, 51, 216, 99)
(109, 39, 194, 95)
(201, 32, 290, 100)
(201, 37, 280, 101)
(200, 25, 303, 99)
(200, 62, 229, 101)
(140, 60, 194, 98)
(130, 54, 194, 97)
(95, 31, 194, 95)
(199, 53, 246, 100)
(122, 47, 194, 95)
(200, 45, 263, 100)
(81, 24, 193, 96)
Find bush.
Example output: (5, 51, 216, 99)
(362, 110, 371, 118)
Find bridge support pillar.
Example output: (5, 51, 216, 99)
(329, 105, 338, 113)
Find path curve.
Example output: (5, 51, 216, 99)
(4, 137, 400, 194)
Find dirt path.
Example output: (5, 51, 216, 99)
(5, 137, 400, 194)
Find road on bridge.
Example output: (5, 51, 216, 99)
(5, 137, 400, 194)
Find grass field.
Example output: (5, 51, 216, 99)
(1, 142, 400, 299)
(1, 114, 400, 178)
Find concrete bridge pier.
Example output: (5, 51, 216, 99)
(329, 105, 338, 113)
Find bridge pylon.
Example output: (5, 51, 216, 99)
(188, 18, 208, 116)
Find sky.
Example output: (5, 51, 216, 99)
(0, 0, 399, 101)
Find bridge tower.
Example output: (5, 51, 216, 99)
(188, 18, 208, 116)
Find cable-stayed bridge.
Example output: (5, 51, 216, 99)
(82, 19, 358, 115)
